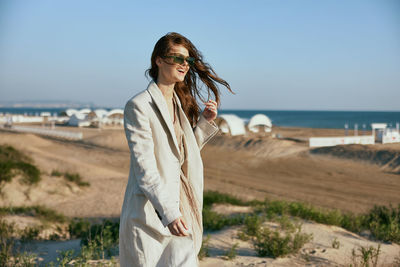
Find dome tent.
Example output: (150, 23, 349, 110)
(248, 114, 272, 133)
(217, 114, 246, 136)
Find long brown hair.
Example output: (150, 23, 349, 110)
(146, 32, 234, 127)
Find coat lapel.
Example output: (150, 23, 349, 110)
(146, 81, 180, 157)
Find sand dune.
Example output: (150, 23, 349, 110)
(311, 144, 400, 174)
(203, 133, 400, 214)
(1, 126, 400, 214)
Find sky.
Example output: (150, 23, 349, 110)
(0, 0, 399, 111)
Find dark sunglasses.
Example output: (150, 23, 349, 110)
(162, 55, 195, 66)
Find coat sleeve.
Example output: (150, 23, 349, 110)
(124, 100, 182, 227)
(193, 114, 219, 150)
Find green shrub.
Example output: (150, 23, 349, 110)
(0, 145, 41, 187)
(351, 244, 381, 267)
(365, 205, 400, 243)
(203, 191, 400, 245)
(242, 214, 263, 237)
(256, 198, 400, 245)
(252, 222, 312, 258)
(203, 191, 247, 209)
(50, 170, 90, 187)
(202, 208, 245, 231)
(69, 218, 91, 239)
(331, 237, 340, 249)
(80, 220, 119, 258)
(56, 249, 75, 266)
(0, 206, 66, 224)
(20, 226, 41, 242)
(199, 234, 211, 260)
(64, 172, 90, 187)
(225, 242, 239, 260)
(50, 170, 63, 177)
(11, 251, 38, 266)
(0, 220, 16, 267)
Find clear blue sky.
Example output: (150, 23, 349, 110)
(0, 0, 399, 110)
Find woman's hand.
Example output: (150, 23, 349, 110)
(202, 100, 218, 122)
(168, 216, 189, 236)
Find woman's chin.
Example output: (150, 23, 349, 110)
(175, 76, 185, 82)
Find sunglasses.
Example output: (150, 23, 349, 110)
(162, 54, 195, 67)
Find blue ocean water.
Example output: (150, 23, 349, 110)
(219, 110, 400, 130)
(0, 107, 68, 116)
(1, 107, 399, 130)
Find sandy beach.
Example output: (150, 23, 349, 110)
(1, 125, 399, 265)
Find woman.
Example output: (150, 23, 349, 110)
(119, 32, 232, 266)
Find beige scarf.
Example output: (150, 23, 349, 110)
(173, 96, 203, 254)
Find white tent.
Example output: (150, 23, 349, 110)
(218, 114, 246, 136)
(88, 109, 108, 120)
(104, 109, 124, 125)
(248, 114, 272, 133)
(79, 108, 92, 115)
(65, 109, 79, 117)
(87, 109, 109, 127)
(68, 113, 91, 127)
(107, 109, 124, 117)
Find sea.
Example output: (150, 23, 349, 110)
(1, 107, 399, 130)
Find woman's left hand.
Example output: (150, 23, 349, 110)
(202, 100, 218, 122)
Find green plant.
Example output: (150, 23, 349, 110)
(0, 145, 41, 188)
(20, 226, 41, 242)
(331, 237, 340, 249)
(80, 220, 119, 259)
(203, 191, 247, 209)
(255, 197, 400, 245)
(242, 214, 263, 237)
(12, 251, 38, 267)
(202, 208, 245, 231)
(50, 170, 62, 177)
(0, 220, 16, 267)
(366, 205, 400, 243)
(202, 191, 400, 245)
(225, 242, 239, 260)
(64, 172, 90, 187)
(0, 206, 67, 224)
(252, 220, 312, 258)
(0, 219, 41, 266)
(56, 249, 75, 267)
(69, 218, 91, 238)
(199, 234, 211, 260)
(350, 244, 381, 267)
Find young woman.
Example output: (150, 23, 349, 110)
(119, 32, 232, 266)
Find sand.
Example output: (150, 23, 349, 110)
(1, 125, 400, 265)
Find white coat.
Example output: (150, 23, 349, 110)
(119, 80, 219, 266)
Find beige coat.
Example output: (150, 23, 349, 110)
(119, 80, 219, 266)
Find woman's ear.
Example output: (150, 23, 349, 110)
(156, 57, 162, 67)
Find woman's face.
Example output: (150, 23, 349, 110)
(156, 45, 190, 84)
